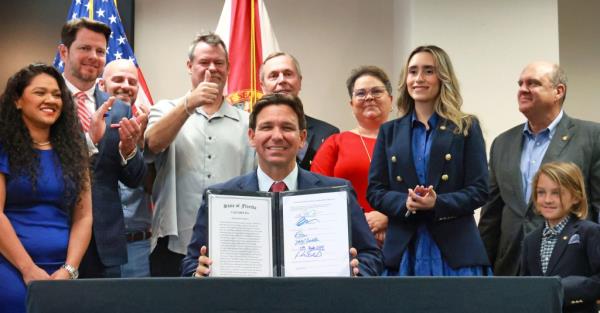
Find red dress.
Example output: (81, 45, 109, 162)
(311, 131, 376, 212)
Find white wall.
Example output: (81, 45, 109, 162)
(135, 0, 394, 132)
(135, 0, 223, 101)
(558, 0, 600, 122)
(395, 0, 559, 150)
(136, 0, 562, 150)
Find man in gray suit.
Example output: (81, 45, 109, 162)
(478, 61, 600, 276)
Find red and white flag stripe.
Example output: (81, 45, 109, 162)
(215, 0, 280, 111)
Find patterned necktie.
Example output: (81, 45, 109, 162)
(269, 181, 288, 192)
(75, 91, 91, 132)
(542, 227, 558, 239)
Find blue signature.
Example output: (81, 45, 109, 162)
(295, 216, 319, 227)
(294, 245, 325, 258)
(294, 231, 307, 239)
(294, 237, 320, 245)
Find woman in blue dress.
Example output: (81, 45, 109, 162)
(0, 63, 92, 312)
(367, 46, 491, 276)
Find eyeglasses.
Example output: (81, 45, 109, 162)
(352, 86, 387, 101)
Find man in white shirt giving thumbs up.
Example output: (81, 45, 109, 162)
(144, 33, 256, 276)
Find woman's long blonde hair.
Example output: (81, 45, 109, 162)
(397, 45, 473, 135)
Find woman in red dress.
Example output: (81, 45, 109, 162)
(311, 66, 393, 246)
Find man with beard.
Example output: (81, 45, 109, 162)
(58, 18, 147, 278)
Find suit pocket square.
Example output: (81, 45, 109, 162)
(568, 234, 580, 244)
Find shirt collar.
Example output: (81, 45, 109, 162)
(256, 163, 299, 192)
(542, 214, 570, 238)
(63, 74, 96, 100)
(523, 109, 564, 137)
(411, 111, 439, 129)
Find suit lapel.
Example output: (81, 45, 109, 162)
(426, 120, 454, 188)
(546, 218, 577, 275)
(297, 169, 321, 190)
(298, 123, 315, 164)
(92, 86, 108, 168)
(237, 172, 260, 191)
(395, 116, 420, 186)
(529, 228, 544, 275)
(541, 114, 573, 163)
(503, 125, 528, 216)
(94, 85, 103, 110)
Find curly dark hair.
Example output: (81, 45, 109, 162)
(0, 63, 89, 216)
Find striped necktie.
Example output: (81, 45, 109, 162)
(75, 91, 91, 132)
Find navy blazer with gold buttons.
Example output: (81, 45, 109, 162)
(521, 217, 600, 313)
(367, 113, 490, 270)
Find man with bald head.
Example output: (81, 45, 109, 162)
(260, 52, 339, 170)
(100, 59, 139, 105)
(479, 61, 600, 276)
(99, 59, 152, 277)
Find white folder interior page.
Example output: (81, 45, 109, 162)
(208, 194, 273, 277)
(281, 190, 350, 277)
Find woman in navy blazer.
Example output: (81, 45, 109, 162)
(367, 45, 491, 275)
(521, 162, 600, 313)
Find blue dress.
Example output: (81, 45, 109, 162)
(0, 145, 70, 313)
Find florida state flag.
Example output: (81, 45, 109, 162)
(216, 0, 280, 111)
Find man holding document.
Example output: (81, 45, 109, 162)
(182, 94, 383, 277)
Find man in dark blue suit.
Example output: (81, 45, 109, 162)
(181, 94, 382, 277)
(58, 18, 146, 278)
(259, 52, 339, 170)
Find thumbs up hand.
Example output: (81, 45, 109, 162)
(188, 70, 220, 110)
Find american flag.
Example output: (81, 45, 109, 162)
(52, 0, 153, 108)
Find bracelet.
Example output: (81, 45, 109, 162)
(183, 95, 193, 116)
(125, 146, 137, 161)
(61, 263, 79, 279)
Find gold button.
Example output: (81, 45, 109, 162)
(396, 176, 403, 182)
(440, 125, 447, 131)
(391, 156, 397, 163)
(441, 174, 449, 181)
(561, 135, 569, 141)
(445, 153, 452, 161)
(563, 236, 568, 240)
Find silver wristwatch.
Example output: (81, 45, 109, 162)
(61, 264, 79, 279)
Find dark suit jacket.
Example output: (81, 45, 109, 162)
(181, 169, 383, 276)
(479, 114, 600, 276)
(521, 217, 600, 313)
(89, 87, 146, 267)
(367, 114, 490, 269)
(298, 115, 339, 170)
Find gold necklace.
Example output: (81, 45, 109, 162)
(33, 140, 51, 146)
(356, 129, 372, 163)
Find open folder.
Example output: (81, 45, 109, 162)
(207, 186, 351, 277)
